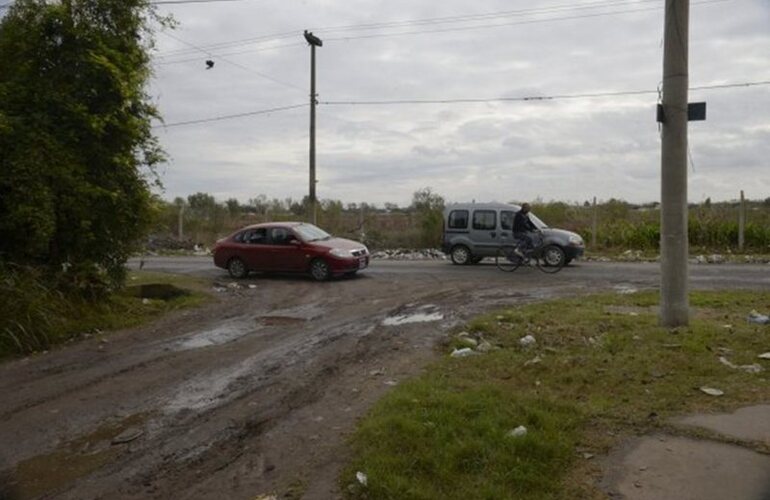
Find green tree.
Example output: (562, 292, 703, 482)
(0, 0, 167, 290)
(411, 187, 445, 248)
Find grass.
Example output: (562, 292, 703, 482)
(0, 269, 210, 358)
(341, 290, 770, 499)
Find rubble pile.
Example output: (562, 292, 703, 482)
(370, 248, 447, 260)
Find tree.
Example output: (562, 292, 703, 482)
(0, 0, 167, 289)
(411, 187, 445, 248)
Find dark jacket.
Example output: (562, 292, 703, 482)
(513, 211, 537, 233)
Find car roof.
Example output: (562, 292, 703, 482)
(445, 202, 521, 212)
(235, 221, 306, 231)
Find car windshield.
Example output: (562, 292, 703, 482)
(294, 223, 331, 242)
(529, 213, 548, 229)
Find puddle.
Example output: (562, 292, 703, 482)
(383, 304, 444, 326)
(123, 283, 189, 301)
(6, 414, 146, 499)
(175, 322, 254, 350)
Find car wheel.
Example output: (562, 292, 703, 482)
(542, 245, 566, 267)
(227, 257, 248, 279)
(450, 245, 471, 265)
(310, 258, 331, 281)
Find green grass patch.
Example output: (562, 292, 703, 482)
(342, 290, 770, 499)
(0, 268, 210, 359)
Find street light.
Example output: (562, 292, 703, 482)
(304, 30, 322, 225)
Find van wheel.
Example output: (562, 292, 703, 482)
(450, 245, 471, 265)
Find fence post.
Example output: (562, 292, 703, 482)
(738, 190, 745, 251)
(178, 204, 184, 240)
(591, 196, 597, 248)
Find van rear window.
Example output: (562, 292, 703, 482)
(473, 210, 496, 230)
(448, 210, 469, 229)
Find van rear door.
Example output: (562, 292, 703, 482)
(469, 209, 498, 255)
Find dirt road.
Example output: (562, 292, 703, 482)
(1, 259, 767, 499)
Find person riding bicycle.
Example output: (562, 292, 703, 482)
(512, 203, 539, 256)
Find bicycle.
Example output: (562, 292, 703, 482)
(495, 232, 566, 274)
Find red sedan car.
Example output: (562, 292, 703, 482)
(213, 222, 369, 281)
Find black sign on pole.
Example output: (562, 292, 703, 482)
(656, 102, 707, 123)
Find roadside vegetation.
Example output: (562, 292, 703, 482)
(151, 193, 770, 255)
(0, 267, 209, 358)
(341, 290, 770, 499)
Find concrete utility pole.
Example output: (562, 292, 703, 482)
(304, 30, 323, 225)
(659, 0, 690, 327)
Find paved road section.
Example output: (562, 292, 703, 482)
(0, 258, 767, 499)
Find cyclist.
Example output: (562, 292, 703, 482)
(512, 203, 539, 256)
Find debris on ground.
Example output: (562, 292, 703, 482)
(456, 335, 478, 348)
(614, 284, 639, 295)
(111, 428, 144, 445)
(718, 356, 764, 374)
(370, 248, 446, 260)
(356, 471, 368, 486)
(524, 355, 542, 366)
(450, 347, 476, 358)
(519, 335, 536, 348)
(758, 353, 770, 360)
(747, 310, 770, 325)
(507, 425, 528, 438)
(476, 340, 494, 353)
(368, 368, 385, 377)
(699, 387, 724, 397)
(254, 495, 277, 500)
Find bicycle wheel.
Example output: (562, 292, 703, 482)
(535, 245, 565, 274)
(496, 245, 523, 272)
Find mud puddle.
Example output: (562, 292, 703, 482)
(4, 413, 147, 499)
(383, 304, 443, 326)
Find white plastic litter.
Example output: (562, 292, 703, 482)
(451, 348, 476, 358)
(519, 335, 536, 347)
(356, 471, 368, 486)
(758, 353, 770, 360)
(699, 387, 724, 396)
(507, 425, 528, 438)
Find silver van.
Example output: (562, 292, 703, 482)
(441, 202, 585, 266)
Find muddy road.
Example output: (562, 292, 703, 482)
(1, 259, 767, 499)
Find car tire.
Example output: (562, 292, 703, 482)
(310, 258, 331, 281)
(450, 245, 471, 265)
(542, 245, 566, 267)
(227, 257, 248, 279)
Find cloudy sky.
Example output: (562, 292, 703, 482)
(149, 0, 770, 206)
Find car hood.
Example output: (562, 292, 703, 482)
(307, 237, 367, 251)
(543, 228, 583, 241)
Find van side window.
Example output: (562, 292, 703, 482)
(472, 210, 496, 230)
(500, 211, 514, 230)
(448, 210, 469, 229)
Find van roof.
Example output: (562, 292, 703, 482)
(445, 202, 521, 212)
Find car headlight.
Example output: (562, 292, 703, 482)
(568, 235, 583, 245)
(329, 248, 352, 258)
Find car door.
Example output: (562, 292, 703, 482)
(469, 209, 499, 256)
(499, 210, 515, 247)
(266, 227, 306, 271)
(240, 228, 269, 270)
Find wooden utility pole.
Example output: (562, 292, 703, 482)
(304, 31, 323, 225)
(178, 204, 184, 240)
(738, 190, 745, 251)
(659, 0, 690, 327)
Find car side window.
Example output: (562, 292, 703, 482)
(269, 227, 295, 245)
(472, 210, 496, 230)
(448, 210, 469, 229)
(500, 211, 514, 230)
(242, 228, 267, 244)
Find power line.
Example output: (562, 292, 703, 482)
(154, 103, 308, 128)
(158, 30, 305, 93)
(155, 0, 655, 59)
(322, 80, 770, 106)
(156, 80, 770, 129)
